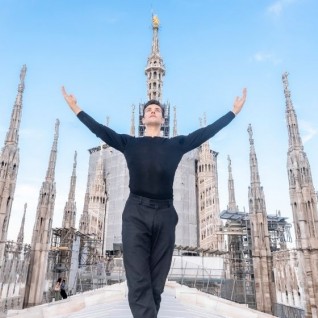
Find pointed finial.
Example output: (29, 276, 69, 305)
(54, 119, 60, 140)
(282, 72, 289, 91)
(146, 12, 165, 101)
(227, 154, 237, 212)
(4, 65, 27, 145)
(173, 106, 178, 137)
(152, 15, 160, 28)
(247, 124, 254, 146)
(282, 71, 294, 111)
(53, 119, 60, 151)
(228, 155, 232, 171)
(73, 151, 77, 168)
(17, 203, 27, 244)
(106, 116, 110, 127)
(46, 119, 59, 181)
(18, 65, 27, 92)
(130, 104, 135, 136)
(20, 65, 27, 82)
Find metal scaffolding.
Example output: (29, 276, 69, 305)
(49, 228, 104, 296)
(217, 209, 292, 309)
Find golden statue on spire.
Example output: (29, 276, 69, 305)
(152, 15, 160, 28)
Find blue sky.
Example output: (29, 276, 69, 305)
(1, 0, 317, 244)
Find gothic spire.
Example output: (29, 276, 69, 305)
(197, 113, 223, 250)
(90, 147, 105, 194)
(69, 151, 77, 201)
(130, 105, 135, 136)
(17, 203, 27, 245)
(283, 73, 318, 317)
(173, 106, 177, 137)
(283, 72, 303, 151)
(0, 66, 26, 265)
(5, 65, 27, 145)
(227, 155, 238, 212)
(62, 151, 77, 228)
(26, 119, 59, 307)
(45, 119, 59, 182)
(79, 175, 90, 234)
(31, 119, 59, 242)
(139, 15, 170, 137)
(248, 123, 269, 218)
(200, 113, 211, 157)
(248, 124, 261, 187)
(145, 15, 165, 101)
(247, 124, 273, 314)
(87, 147, 106, 251)
(284, 73, 318, 249)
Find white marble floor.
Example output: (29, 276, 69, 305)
(61, 289, 225, 318)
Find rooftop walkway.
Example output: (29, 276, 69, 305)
(8, 282, 275, 318)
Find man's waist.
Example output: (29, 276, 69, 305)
(129, 187, 173, 201)
(129, 193, 173, 208)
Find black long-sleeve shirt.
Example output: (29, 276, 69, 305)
(78, 111, 235, 199)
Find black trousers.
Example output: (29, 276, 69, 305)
(60, 289, 67, 299)
(122, 193, 178, 318)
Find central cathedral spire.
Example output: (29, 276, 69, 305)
(145, 15, 165, 101)
(139, 15, 170, 137)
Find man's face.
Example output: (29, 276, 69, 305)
(142, 104, 164, 126)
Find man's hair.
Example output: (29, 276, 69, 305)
(143, 99, 164, 117)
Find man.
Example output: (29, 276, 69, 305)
(62, 87, 246, 317)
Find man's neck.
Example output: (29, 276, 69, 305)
(144, 126, 161, 137)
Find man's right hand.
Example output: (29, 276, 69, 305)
(232, 88, 247, 115)
(62, 86, 82, 115)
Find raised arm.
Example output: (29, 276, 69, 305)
(61, 86, 130, 153)
(62, 86, 82, 115)
(180, 88, 247, 152)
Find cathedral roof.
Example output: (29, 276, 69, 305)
(8, 281, 275, 318)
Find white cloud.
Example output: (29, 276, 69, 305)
(299, 120, 318, 143)
(253, 52, 281, 65)
(267, 0, 298, 16)
(268, 1, 284, 15)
